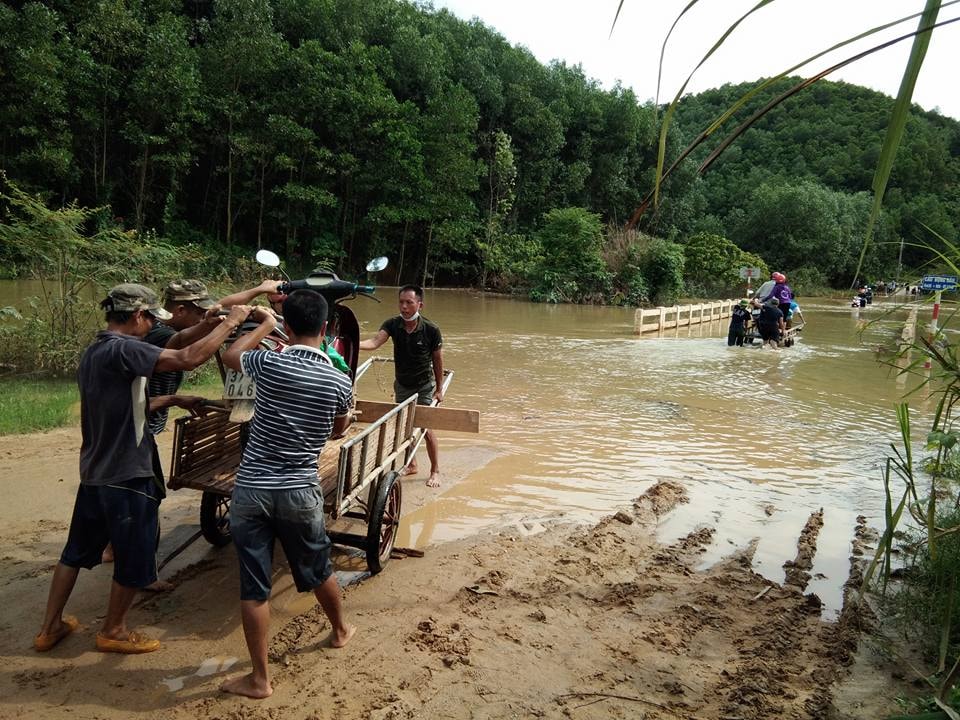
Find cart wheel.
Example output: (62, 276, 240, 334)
(200, 492, 232, 547)
(365, 471, 402, 574)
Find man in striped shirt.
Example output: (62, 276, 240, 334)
(220, 290, 355, 699)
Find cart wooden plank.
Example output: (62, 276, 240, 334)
(354, 400, 480, 433)
(169, 412, 366, 500)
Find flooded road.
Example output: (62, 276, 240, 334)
(0, 278, 939, 614)
(351, 290, 935, 615)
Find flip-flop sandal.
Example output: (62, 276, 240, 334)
(95, 631, 161, 654)
(34, 615, 80, 652)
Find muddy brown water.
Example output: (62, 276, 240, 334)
(0, 279, 943, 615)
(352, 290, 940, 617)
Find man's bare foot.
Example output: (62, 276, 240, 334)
(400, 465, 418, 477)
(426, 471, 441, 488)
(328, 624, 356, 649)
(142, 579, 174, 593)
(101, 545, 114, 563)
(220, 673, 273, 699)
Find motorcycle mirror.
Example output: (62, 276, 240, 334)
(365, 256, 388, 273)
(255, 249, 281, 268)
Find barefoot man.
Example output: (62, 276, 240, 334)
(220, 290, 355, 699)
(359, 284, 444, 487)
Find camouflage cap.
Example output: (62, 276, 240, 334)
(101, 283, 173, 320)
(163, 279, 217, 308)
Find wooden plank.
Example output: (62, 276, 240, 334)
(354, 400, 479, 433)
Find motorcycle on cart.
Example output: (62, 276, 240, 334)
(165, 252, 457, 574)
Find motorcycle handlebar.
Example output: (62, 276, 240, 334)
(276, 276, 378, 302)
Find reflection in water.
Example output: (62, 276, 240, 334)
(352, 291, 937, 615)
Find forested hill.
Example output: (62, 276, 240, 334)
(0, 0, 660, 287)
(0, 0, 957, 296)
(673, 79, 960, 274)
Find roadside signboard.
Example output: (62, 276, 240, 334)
(739, 266, 763, 280)
(919, 275, 958, 291)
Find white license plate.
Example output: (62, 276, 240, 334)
(223, 369, 257, 400)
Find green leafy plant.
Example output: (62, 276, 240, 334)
(0, 176, 205, 375)
(528, 208, 611, 303)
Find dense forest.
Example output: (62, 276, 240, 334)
(0, 0, 958, 302)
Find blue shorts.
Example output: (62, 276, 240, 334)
(394, 379, 435, 406)
(230, 485, 333, 601)
(60, 477, 160, 589)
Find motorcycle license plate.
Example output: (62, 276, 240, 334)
(223, 369, 257, 400)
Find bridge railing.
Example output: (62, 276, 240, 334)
(633, 300, 736, 335)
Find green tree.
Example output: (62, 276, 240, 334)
(0, 177, 196, 374)
(124, 12, 202, 230)
(682, 232, 768, 297)
(0, 3, 74, 192)
(478, 129, 518, 288)
(643, 239, 686, 306)
(199, 0, 282, 244)
(529, 207, 610, 303)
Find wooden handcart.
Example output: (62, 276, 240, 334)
(168, 368, 455, 574)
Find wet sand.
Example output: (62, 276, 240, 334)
(0, 427, 910, 719)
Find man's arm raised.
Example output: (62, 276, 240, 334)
(222, 307, 279, 371)
(358, 329, 389, 351)
(218, 280, 281, 308)
(165, 306, 224, 349)
(154, 305, 253, 373)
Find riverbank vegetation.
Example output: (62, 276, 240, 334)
(1, 0, 957, 306)
(866, 242, 960, 714)
(0, 378, 78, 435)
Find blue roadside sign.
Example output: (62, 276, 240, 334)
(920, 275, 958, 291)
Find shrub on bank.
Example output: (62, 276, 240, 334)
(0, 179, 215, 377)
(886, 507, 960, 664)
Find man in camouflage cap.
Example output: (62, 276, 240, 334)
(146, 278, 283, 434)
(101, 283, 173, 320)
(165, 278, 218, 308)
(144, 279, 222, 436)
(34, 283, 254, 654)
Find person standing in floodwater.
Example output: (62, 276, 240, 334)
(727, 299, 752, 347)
(359, 284, 444, 487)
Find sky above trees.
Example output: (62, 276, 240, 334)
(429, 0, 960, 120)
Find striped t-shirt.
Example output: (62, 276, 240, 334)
(236, 345, 353, 490)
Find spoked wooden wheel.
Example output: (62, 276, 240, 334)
(365, 471, 402, 574)
(200, 491, 232, 547)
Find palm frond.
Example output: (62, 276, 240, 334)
(851, 0, 945, 286)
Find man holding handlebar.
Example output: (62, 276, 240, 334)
(219, 290, 355, 700)
(34, 284, 253, 655)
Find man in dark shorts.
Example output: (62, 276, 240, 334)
(220, 290, 355, 699)
(33, 284, 253, 654)
(101, 279, 258, 587)
(758, 298, 786, 349)
(359, 284, 444, 487)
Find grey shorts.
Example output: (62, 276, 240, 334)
(394, 379, 435, 406)
(229, 485, 333, 601)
